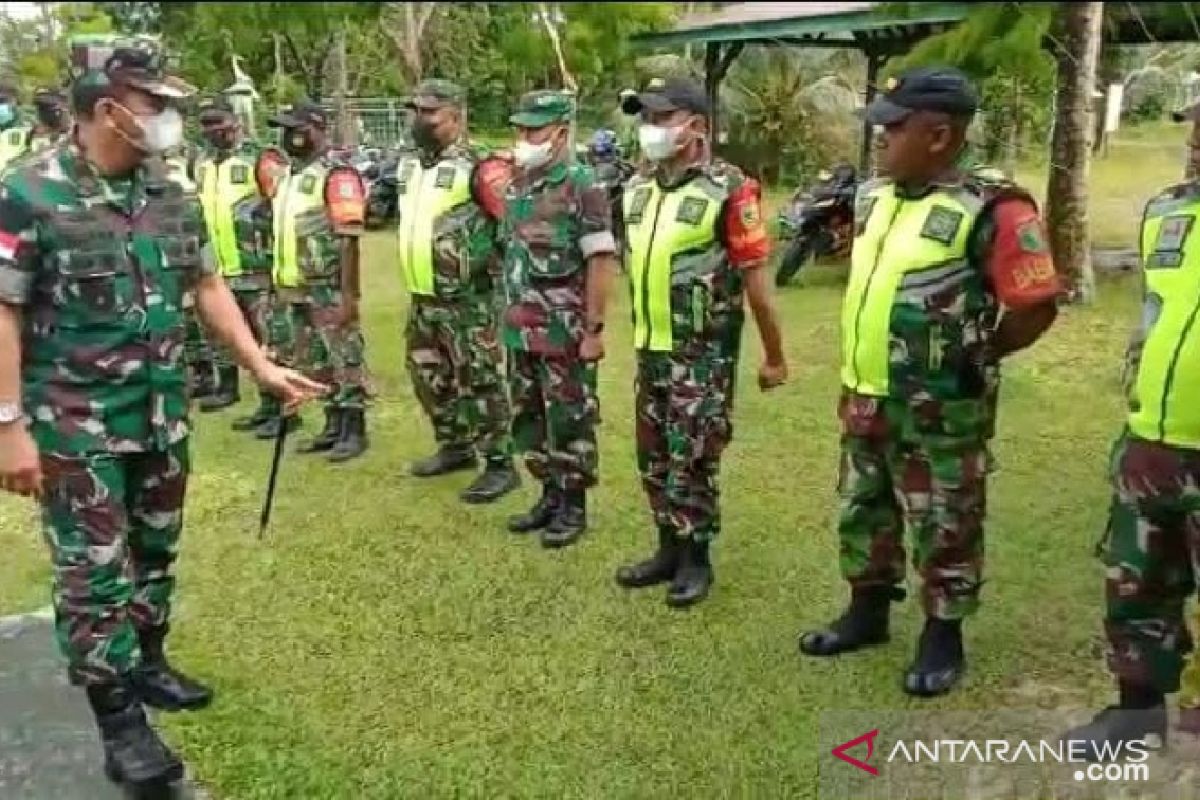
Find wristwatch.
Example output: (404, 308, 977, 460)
(0, 401, 22, 426)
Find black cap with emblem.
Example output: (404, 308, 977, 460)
(621, 76, 710, 117)
(268, 99, 328, 130)
(866, 67, 980, 126)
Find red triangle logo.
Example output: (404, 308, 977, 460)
(831, 729, 880, 776)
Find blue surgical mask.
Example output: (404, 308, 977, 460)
(0, 103, 15, 126)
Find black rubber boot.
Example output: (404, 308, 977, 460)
(542, 489, 587, 548)
(296, 406, 342, 454)
(254, 413, 301, 441)
(232, 396, 275, 432)
(507, 484, 560, 533)
(87, 682, 184, 797)
(616, 525, 682, 589)
(411, 444, 476, 477)
(1060, 683, 1168, 761)
(198, 366, 239, 412)
(903, 618, 966, 698)
(130, 625, 212, 712)
(460, 458, 521, 504)
(798, 585, 900, 656)
(665, 539, 714, 608)
(328, 408, 368, 463)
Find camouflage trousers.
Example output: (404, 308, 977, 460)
(38, 442, 189, 687)
(836, 394, 988, 621)
(509, 349, 599, 490)
(406, 296, 511, 461)
(1099, 430, 1200, 696)
(636, 349, 735, 543)
(275, 286, 368, 410)
(183, 301, 213, 387)
(214, 279, 271, 371)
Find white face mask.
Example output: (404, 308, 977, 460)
(638, 123, 685, 162)
(138, 107, 184, 154)
(513, 138, 555, 170)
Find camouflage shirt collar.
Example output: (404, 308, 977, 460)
(894, 166, 965, 200)
(519, 157, 569, 191)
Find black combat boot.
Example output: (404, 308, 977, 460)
(542, 489, 587, 548)
(130, 625, 212, 712)
(199, 366, 239, 412)
(232, 395, 276, 432)
(507, 483, 560, 533)
(328, 408, 368, 463)
(799, 585, 900, 656)
(254, 413, 301, 441)
(665, 539, 714, 608)
(411, 444, 476, 477)
(1061, 682, 1168, 762)
(189, 361, 215, 400)
(87, 682, 184, 796)
(616, 525, 682, 589)
(296, 406, 343, 454)
(903, 617, 966, 697)
(460, 457, 521, 504)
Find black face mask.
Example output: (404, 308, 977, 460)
(283, 129, 313, 158)
(411, 119, 439, 151)
(36, 105, 65, 130)
(203, 128, 236, 151)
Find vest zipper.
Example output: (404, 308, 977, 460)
(640, 192, 667, 349)
(1157, 291, 1200, 440)
(849, 198, 905, 388)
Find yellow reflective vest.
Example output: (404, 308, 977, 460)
(396, 153, 473, 297)
(622, 170, 734, 352)
(272, 159, 337, 289)
(840, 179, 988, 399)
(196, 148, 259, 277)
(0, 124, 31, 173)
(1129, 185, 1200, 448)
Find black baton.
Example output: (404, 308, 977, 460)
(258, 414, 290, 539)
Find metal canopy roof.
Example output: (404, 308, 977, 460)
(631, 2, 971, 53)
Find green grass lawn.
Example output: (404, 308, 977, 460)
(0, 131, 1171, 797)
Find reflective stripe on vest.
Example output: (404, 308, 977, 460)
(272, 162, 328, 289)
(395, 157, 472, 296)
(1129, 192, 1200, 448)
(623, 179, 721, 351)
(840, 182, 983, 396)
(0, 126, 30, 172)
(197, 155, 257, 277)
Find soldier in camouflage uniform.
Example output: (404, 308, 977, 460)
(268, 100, 370, 461)
(797, 69, 1061, 697)
(29, 86, 71, 153)
(193, 96, 286, 426)
(0, 36, 322, 795)
(501, 90, 618, 547)
(613, 78, 787, 608)
(398, 79, 519, 503)
(1063, 161, 1200, 754)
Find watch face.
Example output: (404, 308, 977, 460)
(0, 403, 22, 424)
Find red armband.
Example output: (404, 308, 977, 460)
(474, 158, 513, 221)
(724, 179, 770, 267)
(325, 167, 366, 229)
(986, 199, 1061, 308)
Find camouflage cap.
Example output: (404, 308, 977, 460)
(405, 79, 465, 111)
(197, 95, 236, 125)
(509, 90, 573, 128)
(68, 34, 195, 100)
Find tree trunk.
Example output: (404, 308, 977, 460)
(331, 24, 353, 148)
(382, 2, 441, 87)
(1045, 1, 1102, 304)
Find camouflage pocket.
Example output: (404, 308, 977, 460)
(56, 252, 131, 325)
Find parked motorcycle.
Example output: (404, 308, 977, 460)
(356, 149, 399, 230)
(775, 163, 857, 287)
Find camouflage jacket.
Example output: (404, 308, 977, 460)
(396, 141, 509, 303)
(0, 142, 211, 455)
(499, 156, 614, 355)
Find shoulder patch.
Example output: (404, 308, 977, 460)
(300, 175, 317, 195)
(1016, 219, 1046, 253)
(920, 205, 964, 246)
(435, 165, 456, 189)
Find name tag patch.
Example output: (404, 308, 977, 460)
(300, 175, 317, 195)
(435, 166, 456, 190)
(626, 187, 651, 224)
(920, 205, 964, 245)
(230, 164, 249, 185)
(676, 197, 709, 225)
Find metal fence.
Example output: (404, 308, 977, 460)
(324, 97, 413, 149)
